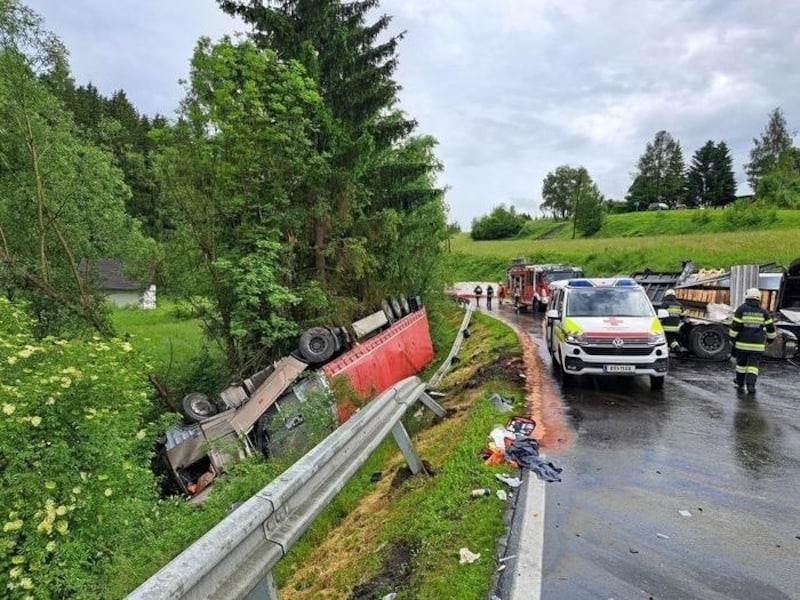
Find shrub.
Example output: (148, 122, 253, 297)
(0, 299, 172, 597)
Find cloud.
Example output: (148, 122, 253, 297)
(24, 0, 800, 228)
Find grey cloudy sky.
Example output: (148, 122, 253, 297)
(24, 0, 800, 229)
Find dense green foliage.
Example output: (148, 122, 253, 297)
(626, 130, 686, 210)
(0, 1, 155, 336)
(469, 204, 531, 240)
(686, 140, 737, 207)
(0, 298, 168, 597)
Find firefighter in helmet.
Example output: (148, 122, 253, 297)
(729, 288, 777, 394)
(659, 289, 685, 354)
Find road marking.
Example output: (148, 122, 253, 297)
(509, 472, 546, 600)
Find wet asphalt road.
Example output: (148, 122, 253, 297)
(490, 303, 800, 600)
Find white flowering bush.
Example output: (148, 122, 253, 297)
(0, 298, 172, 597)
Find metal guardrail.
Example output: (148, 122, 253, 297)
(127, 377, 444, 600)
(427, 299, 474, 390)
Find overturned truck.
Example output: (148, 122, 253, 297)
(633, 259, 800, 361)
(160, 297, 434, 497)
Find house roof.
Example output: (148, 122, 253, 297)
(78, 259, 144, 291)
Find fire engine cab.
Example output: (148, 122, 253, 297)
(507, 259, 584, 310)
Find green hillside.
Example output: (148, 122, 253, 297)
(446, 209, 800, 281)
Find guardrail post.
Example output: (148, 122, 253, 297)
(418, 392, 446, 417)
(391, 421, 428, 476)
(244, 572, 279, 600)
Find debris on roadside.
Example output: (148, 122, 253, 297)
(656, 533, 670, 540)
(370, 471, 383, 483)
(458, 547, 481, 564)
(495, 473, 522, 488)
(478, 415, 563, 482)
(679, 509, 692, 517)
(496, 489, 508, 501)
(487, 392, 514, 412)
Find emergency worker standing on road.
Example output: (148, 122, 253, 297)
(659, 289, 685, 354)
(729, 288, 777, 394)
(474, 284, 483, 307)
(498, 283, 506, 305)
(486, 284, 494, 310)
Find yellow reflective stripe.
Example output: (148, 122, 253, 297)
(742, 316, 765, 323)
(745, 366, 760, 375)
(728, 329, 737, 338)
(735, 365, 747, 374)
(732, 316, 743, 324)
(662, 325, 680, 332)
(737, 341, 765, 351)
(767, 332, 777, 339)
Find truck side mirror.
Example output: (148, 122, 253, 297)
(546, 309, 559, 319)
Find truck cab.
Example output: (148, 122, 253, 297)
(544, 278, 669, 390)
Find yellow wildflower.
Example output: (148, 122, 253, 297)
(31, 416, 42, 427)
(9, 567, 22, 578)
(2, 403, 15, 415)
(136, 429, 147, 440)
(4, 519, 23, 532)
(55, 521, 69, 535)
(45, 481, 56, 490)
(10, 555, 25, 564)
(46, 541, 56, 552)
(20, 577, 33, 590)
(7, 355, 17, 365)
(55, 505, 67, 516)
(104, 488, 113, 497)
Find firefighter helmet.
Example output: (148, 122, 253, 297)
(664, 289, 676, 297)
(745, 288, 761, 300)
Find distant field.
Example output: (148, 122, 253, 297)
(447, 209, 800, 280)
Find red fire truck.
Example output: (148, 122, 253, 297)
(507, 259, 583, 311)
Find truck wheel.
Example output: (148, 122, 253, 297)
(399, 296, 411, 315)
(298, 326, 338, 364)
(650, 375, 665, 390)
(381, 299, 396, 323)
(181, 392, 218, 423)
(390, 297, 403, 320)
(688, 324, 731, 361)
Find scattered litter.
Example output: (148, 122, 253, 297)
(496, 564, 506, 572)
(470, 488, 491, 498)
(506, 415, 536, 436)
(496, 473, 522, 488)
(370, 472, 382, 483)
(489, 425, 516, 448)
(656, 533, 670, 540)
(496, 489, 508, 501)
(629, 548, 639, 554)
(487, 393, 514, 412)
(679, 510, 692, 518)
(459, 547, 481, 564)
(505, 437, 563, 482)
(428, 390, 446, 398)
(499, 554, 517, 563)
(381, 594, 397, 600)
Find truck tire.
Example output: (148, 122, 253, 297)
(390, 297, 403, 320)
(399, 296, 411, 315)
(650, 375, 665, 390)
(688, 324, 731, 361)
(181, 392, 218, 424)
(381, 299, 396, 323)
(298, 326, 338, 364)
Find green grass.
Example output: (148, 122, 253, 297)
(447, 210, 800, 281)
(109, 300, 223, 393)
(272, 308, 526, 599)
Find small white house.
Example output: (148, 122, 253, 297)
(78, 259, 156, 309)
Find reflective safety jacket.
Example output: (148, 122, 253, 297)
(658, 297, 684, 333)
(728, 298, 777, 352)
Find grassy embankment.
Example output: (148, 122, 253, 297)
(110, 295, 526, 599)
(448, 208, 800, 281)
